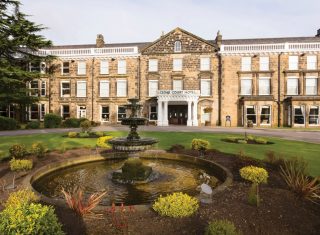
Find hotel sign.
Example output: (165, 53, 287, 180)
(158, 90, 200, 95)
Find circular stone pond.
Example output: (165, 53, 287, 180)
(31, 153, 231, 206)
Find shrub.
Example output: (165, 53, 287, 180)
(80, 120, 91, 132)
(9, 144, 28, 158)
(44, 113, 62, 128)
(0, 116, 19, 130)
(152, 192, 199, 218)
(9, 158, 33, 171)
(225, 137, 238, 143)
(191, 138, 210, 156)
(94, 131, 104, 137)
(5, 189, 38, 207)
(25, 121, 40, 129)
(255, 137, 268, 144)
(68, 131, 78, 138)
(79, 132, 90, 138)
(240, 166, 268, 206)
(62, 118, 80, 128)
(246, 135, 255, 141)
(0, 202, 64, 235)
(96, 136, 113, 149)
(237, 139, 247, 144)
(30, 142, 46, 158)
(280, 158, 320, 202)
(61, 187, 107, 216)
(264, 151, 285, 168)
(205, 219, 241, 235)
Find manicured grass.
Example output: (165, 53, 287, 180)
(0, 131, 319, 176)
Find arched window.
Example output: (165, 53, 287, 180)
(174, 41, 182, 52)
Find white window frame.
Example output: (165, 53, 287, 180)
(100, 60, 109, 74)
(99, 80, 110, 97)
(149, 105, 157, 121)
(29, 104, 39, 121)
(260, 105, 271, 126)
(29, 80, 39, 97)
(287, 77, 299, 95)
(117, 105, 126, 122)
(77, 106, 86, 118)
(173, 80, 183, 90)
(200, 79, 211, 96)
(29, 62, 40, 72)
(41, 81, 46, 97)
(60, 81, 71, 97)
(77, 61, 86, 75)
(246, 105, 257, 125)
(118, 60, 126, 74)
(307, 55, 317, 70)
(289, 56, 298, 70)
(258, 77, 271, 95)
(173, 58, 182, 71)
(259, 57, 269, 71)
(61, 105, 70, 119)
(40, 104, 46, 121)
(174, 41, 182, 52)
(148, 59, 158, 72)
(305, 77, 317, 95)
(117, 80, 127, 97)
(76, 81, 87, 98)
(309, 106, 320, 126)
(148, 80, 158, 97)
(240, 78, 252, 95)
(293, 105, 305, 126)
(241, 57, 251, 71)
(200, 57, 210, 71)
(61, 61, 70, 75)
(100, 106, 110, 122)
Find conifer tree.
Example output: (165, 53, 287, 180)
(0, 0, 52, 121)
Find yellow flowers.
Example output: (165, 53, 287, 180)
(96, 136, 113, 149)
(239, 165, 268, 184)
(5, 189, 38, 208)
(152, 192, 199, 218)
(191, 139, 210, 151)
(9, 158, 33, 171)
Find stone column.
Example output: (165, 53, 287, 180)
(187, 100, 192, 126)
(192, 100, 198, 126)
(163, 101, 169, 126)
(157, 101, 163, 126)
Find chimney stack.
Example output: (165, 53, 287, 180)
(215, 30, 222, 49)
(316, 29, 320, 37)
(96, 34, 105, 48)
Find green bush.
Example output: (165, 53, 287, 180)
(205, 219, 240, 235)
(225, 137, 238, 143)
(80, 120, 91, 132)
(9, 158, 33, 171)
(237, 139, 247, 144)
(62, 118, 87, 128)
(44, 113, 62, 128)
(246, 135, 255, 141)
(191, 139, 210, 152)
(5, 189, 38, 207)
(79, 132, 90, 138)
(25, 121, 40, 129)
(0, 116, 19, 130)
(0, 202, 64, 235)
(255, 137, 268, 144)
(96, 136, 113, 148)
(152, 192, 199, 218)
(30, 142, 46, 158)
(68, 132, 78, 138)
(9, 144, 28, 158)
(94, 131, 104, 137)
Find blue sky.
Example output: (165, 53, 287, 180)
(21, 0, 320, 45)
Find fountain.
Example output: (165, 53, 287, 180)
(108, 98, 158, 151)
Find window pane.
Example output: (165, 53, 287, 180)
(77, 81, 86, 97)
(149, 80, 158, 97)
(241, 79, 252, 95)
(260, 106, 271, 124)
(200, 58, 210, 71)
(246, 106, 256, 124)
(101, 106, 109, 121)
(287, 78, 298, 95)
(307, 55, 317, 70)
(201, 80, 211, 96)
(174, 41, 181, 52)
(241, 57, 251, 71)
(118, 106, 126, 121)
(100, 61, 109, 74)
(294, 106, 304, 124)
(309, 107, 319, 125)
(100, 81, 109, 97)
(260, 57, 269, 71)
(117, 80, 127, 97)
(63, 62, 69, 74)
(118, 60, 126, 74)
(173, 80, 182, 90)
(305, 78, 317, 95)
(289, 56, 298, 70)
(149, 59, 158, 72)
(259, 79, 270, 95)
(173, 59, 182, 71)
(149, 105, 157, 120)
(77, 61, 86, 75)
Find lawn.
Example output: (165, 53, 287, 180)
(0, 131, 319, 176)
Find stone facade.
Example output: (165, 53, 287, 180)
(3, 27, 319, 128)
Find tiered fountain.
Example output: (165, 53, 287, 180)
(108, 98, 158, 151)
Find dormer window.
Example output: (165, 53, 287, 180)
(174, 41, 182, 52)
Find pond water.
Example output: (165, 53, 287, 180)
(32, 158, 219, 205)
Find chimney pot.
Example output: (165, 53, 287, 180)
(96, 34, 105, 48)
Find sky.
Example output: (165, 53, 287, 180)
(20, 0, 320, 46)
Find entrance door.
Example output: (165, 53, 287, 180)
(77, 106, 86, 118)
(168, 105, 187, 125)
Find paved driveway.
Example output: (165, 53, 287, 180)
(1, 125, 319, 144)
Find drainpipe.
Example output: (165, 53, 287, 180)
(137, 56, 141, 99)
(218, 54, 222, 126)
(91, 57, 95, 121)
(277, 53, 282, 127)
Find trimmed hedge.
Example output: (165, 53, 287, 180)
(62, 118, 88, 128)
(0, 116, 19, 130)
(44, 113, 62, 128)
(25, 121, 40, 129)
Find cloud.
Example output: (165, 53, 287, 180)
(20, 0, 320, 45)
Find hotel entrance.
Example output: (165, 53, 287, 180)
(168, 105, 188, 125)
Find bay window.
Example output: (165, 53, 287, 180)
(309, 106, 319, 125)
(294, 106, 305, 125)
(260, 106, 271, 125)
(246, 106, 256, 125)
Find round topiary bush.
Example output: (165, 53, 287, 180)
(9, 144, 28, 159)
(152, 192, 199, 218)
(30, 142, 47, 158)
(205, 219, 240, 235)
(44, 113, 62, 128)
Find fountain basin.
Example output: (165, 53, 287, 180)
(108, 137, 158, 151)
